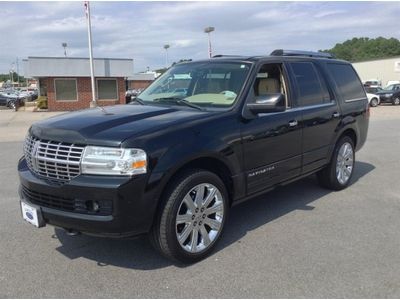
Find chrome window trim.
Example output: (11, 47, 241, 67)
(345, 97, 367, 103)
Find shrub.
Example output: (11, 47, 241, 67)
(36, 96, 48, 109)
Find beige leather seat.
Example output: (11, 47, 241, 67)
(257, 78, 280, 95)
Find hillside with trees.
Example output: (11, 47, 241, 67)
(321, 37, 400, 62)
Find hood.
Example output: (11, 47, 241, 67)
(30, 104, 212, 146)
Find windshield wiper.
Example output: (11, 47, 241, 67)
(153, 97, 204, 111)
(130, 97, 145, 105)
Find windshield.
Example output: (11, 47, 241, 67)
(385, 85, 394, 90)
(384, 84, 399, 91)
(365, 87, 382, 93)
(137, 61, 252, 110)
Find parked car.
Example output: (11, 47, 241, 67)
(16, 89, 38, 101)
(386, 80, 400, 86)
(0, 89, 28, 103)
(363, 79, 382, 88)
(18, 50, 369, 263)
(125, 89, 143, 103)
(375, 84, 400, 105)
(0, 94, 20, 110)
(367, 93, 380, 107)
(365, 86, 382, 94)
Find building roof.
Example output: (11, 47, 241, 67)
(23, 57, 134, 78)
(127, 73, 156, 81)
(352, 56, 400, 64)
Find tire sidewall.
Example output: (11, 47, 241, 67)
(162, 170, 229, 263)
(8, 101, 16, 110)
(330, 136, 355, 189)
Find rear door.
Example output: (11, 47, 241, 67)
(287, 61, 341, 174)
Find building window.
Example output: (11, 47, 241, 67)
(54, 79, 77, 101)
(97, 79, 118, 100)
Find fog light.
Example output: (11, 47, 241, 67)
(86, 200, 100, 212)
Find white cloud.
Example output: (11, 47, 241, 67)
(0, 1, 399, 74)
(314, 9, 345, 18)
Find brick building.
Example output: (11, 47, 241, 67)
(23, 57, 134, 111)
(127, 73, 156, 90)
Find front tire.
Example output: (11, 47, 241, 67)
(392, 97, 400, 105)
(8, 100, 16, 111)
(317, 136, 355, 190)
(370, 98, 379, 107)
(150, 169, 229, 263)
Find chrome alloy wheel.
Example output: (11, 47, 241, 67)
(336, 142, 354, 185)
(175, 183, 224, 253)
(8, 101, 16, 110)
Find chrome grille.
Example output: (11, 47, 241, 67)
(24, 134, 85, 182)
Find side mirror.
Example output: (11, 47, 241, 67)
(246, 93, 286, 114)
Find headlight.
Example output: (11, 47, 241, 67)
(81, 146, 147, 176)
(385, 93, 393, 97)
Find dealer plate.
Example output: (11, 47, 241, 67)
(21, 201, 44, 228)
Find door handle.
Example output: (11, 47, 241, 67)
(332, 112, 341, 118)
(288, 120, 298, 127)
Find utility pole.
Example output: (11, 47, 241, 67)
(84, 1, 97, 107)
(10, 63, 15, 87)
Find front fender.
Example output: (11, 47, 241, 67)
(146, 126, 241, 202)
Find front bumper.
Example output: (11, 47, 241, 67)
(18, 157, 156, 237)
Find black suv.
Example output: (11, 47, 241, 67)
(18, 50, 369, 263)
(375, 84, 400, 105)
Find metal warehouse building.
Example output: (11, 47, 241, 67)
(23, 57, 134, 111)
(352, 56, 400, 87)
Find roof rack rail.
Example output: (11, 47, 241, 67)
(270, 49, 335, 59)
(212, 54, 244, 58)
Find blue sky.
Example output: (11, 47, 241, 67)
(0, 1, 400, 74)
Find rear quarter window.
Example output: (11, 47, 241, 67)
(327, 63, 366, 101)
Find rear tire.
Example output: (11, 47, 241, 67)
(392, 97, 400, 105)
(317, 136, 355, 190)
(149, 169, 229, 264)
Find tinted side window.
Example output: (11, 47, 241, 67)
(290, 62, 329, 106)
(327, 63, 365, 101)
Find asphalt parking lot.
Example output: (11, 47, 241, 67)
(0, 106, 400, 298)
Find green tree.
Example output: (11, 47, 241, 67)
(0, 72, 25, 83)
(321, 37, 400, 62)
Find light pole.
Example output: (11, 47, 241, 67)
(84, 1, 97, 107)
(16, 58, 19, 85)
(62, 42, 68, 57)
(163, 44, 170, 68)
(204, 26, 215, 58)
(10, 63, 15, 85)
